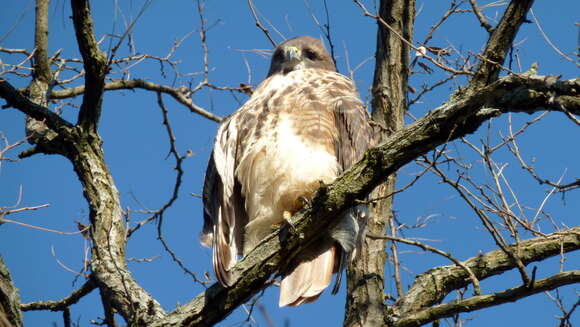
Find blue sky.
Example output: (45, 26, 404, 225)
(1, 1, 579, 326)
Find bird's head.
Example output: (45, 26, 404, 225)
(267, 36, 336, 77)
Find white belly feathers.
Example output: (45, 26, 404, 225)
(237, 115, 339, 254)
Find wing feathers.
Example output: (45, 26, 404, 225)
(202, 116, 248, 286)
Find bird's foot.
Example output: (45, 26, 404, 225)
(270, 211, 296, 233)
(282, 210, 297, 230)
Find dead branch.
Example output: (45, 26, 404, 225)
(49, 79, 222, 122)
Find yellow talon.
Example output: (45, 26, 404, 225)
(283, 210, 296, 230)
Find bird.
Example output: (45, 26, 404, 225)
(201, 36, 373, 306)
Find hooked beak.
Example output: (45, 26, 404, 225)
(284, 46, 301, 62)
(281, 46, 303, 74)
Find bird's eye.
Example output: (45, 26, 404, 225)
(304, 49, 317, 60)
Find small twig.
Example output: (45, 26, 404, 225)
(387, 215, 404, 297)
(247, 0, 277, 47)
(50, 79, 222, 123)
(107, 0, 154, 64)
(51, 246, 90, 277)
(353, 0, 473, 76)
(409, 74, 457, 105)
(368, 234, 482, 295)
(304, 0, 337, 68)
(0, 216, 92, 236)
(127, 256, 161, 263)
(152, 92, 208, 286)
(425, 157, 531, 287)
(530, 9, 579, 67)
(63, 307, 71, 327)
(0, 203, 49, 216)
(508, 129, 580, 193)
(468, 0, 494, 33)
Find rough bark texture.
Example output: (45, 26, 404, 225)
(345, 0, 414, 326)
(464, 0, 534, 94)
(70, 0, 108, 131)
(26, 0, 56, 149)
(395, 226, 580, 316)
(64, 1, 166, 323)
(396, 270, 580, 327)
(0, 257, 22, 327)
(66, 129, 166, 324)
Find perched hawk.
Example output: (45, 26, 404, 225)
(201, 36, 373, 306)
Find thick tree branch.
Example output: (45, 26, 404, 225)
(33, 0, 50, 83)
(395, 270, 580, 327)
(395, 227, 580, 316)
(64, 7, 159, 318)
(50, 79, 222, 123)
(67, 134, 166, 322)
(0, 79, 73, 132)
(148, 74, 580, 326)
(465, 0, 534, 94)
(70, 0, 107, 130)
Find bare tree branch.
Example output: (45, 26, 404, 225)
(367, 234, 482, 296)
(468, 0, 494, 33)
(33, 0, 50, 83)
(70, 0, 108, 130)
(396, 227, 580, 316)
(21, 280, 97, 312)
(0, 79, 73, 132)
(395, 270, 580, 327)
(247, 0, 277, 47)
(465, 0, 534, 94)
(49, 79, 222, 123)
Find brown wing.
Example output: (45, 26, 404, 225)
(201, 115, 248, 287)
(333, 91, 374, 172)
(331, 75, 374, 293)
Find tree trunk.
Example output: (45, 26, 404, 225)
(0, 257, 23, 327)
(344, 0, 415, 326)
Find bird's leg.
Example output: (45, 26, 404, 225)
(282, 194, 314, 230)
(273, 192, 314, 232)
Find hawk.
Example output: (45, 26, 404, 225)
(201, 36, 373, 306)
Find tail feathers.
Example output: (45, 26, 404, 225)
(212, 222, 238, 287)
(279, 246, 336, 307)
